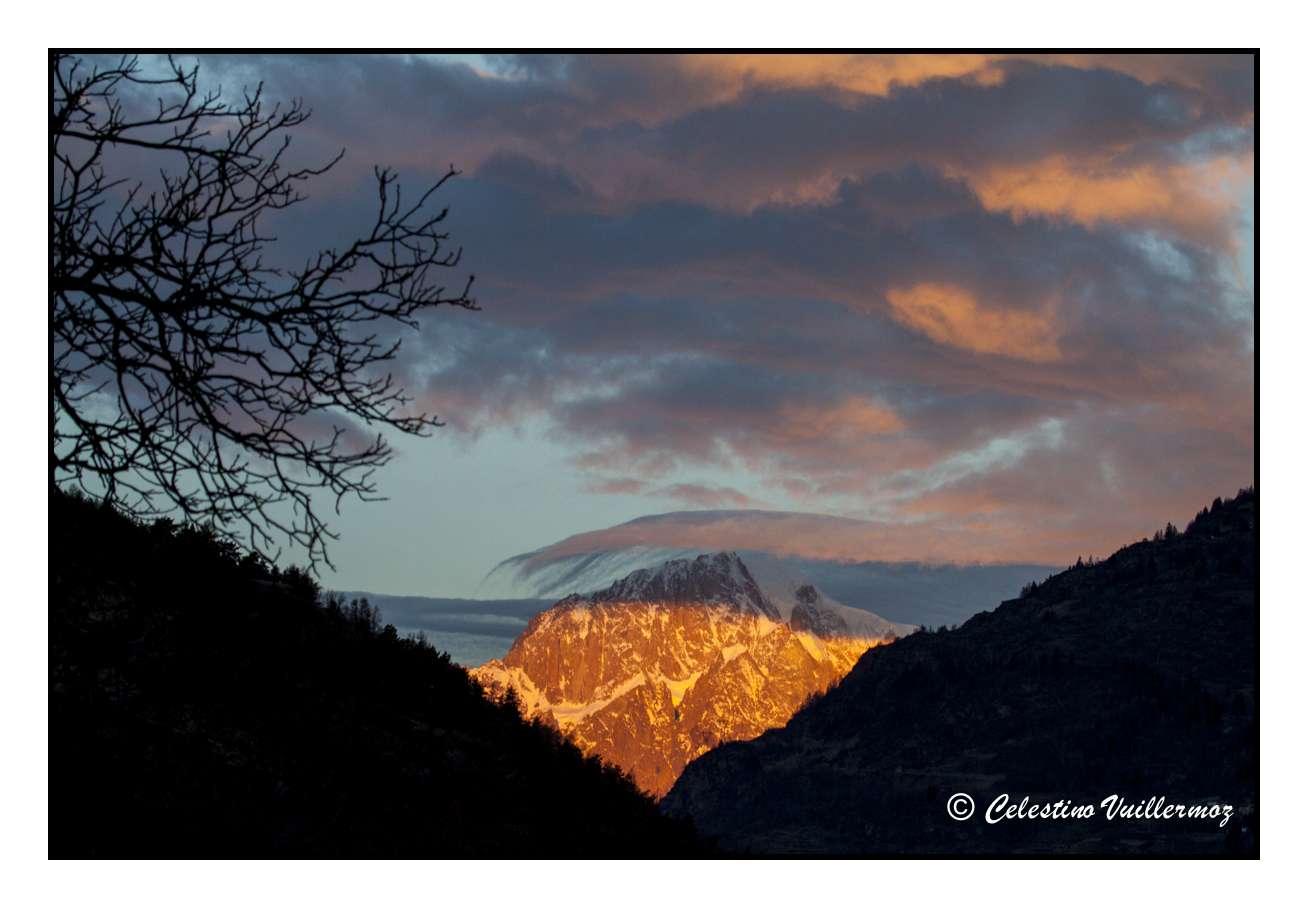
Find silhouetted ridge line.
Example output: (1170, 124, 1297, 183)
(49, 490, 704, 857)
(663, 489, 1257, 856)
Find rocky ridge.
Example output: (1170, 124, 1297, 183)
(472, 552, 907, 795)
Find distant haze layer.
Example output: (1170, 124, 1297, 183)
(333, 594, 550, 666)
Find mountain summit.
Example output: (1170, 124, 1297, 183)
(472, 552, 907, 795)
(476, 517, 1054, 630)
(589, 552, 778, 617)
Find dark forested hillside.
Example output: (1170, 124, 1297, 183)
(49, 491, 703, 857)
(662, 490, 1257, 856)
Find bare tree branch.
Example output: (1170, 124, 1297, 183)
(51, 53, 478, 571)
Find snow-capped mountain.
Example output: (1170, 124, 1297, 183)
(471, 552, 909, 796)
(741, 552, 909, 640)
(478, 544, 705, 600)
(478, 512, 1055, 629)
(588, 551, 778, 617)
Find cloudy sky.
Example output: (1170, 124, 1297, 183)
(178, 54, 1254, 596)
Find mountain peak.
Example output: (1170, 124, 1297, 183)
(473, 549, 897, 795)
(588, 551, 780, 619)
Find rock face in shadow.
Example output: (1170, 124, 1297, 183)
(472, 553, 904, 796)
(662, 491, 1258, 856)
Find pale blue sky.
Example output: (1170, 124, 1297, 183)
(326, 424, 787, 597)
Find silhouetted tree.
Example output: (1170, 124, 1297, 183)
(51, 53, 477, 570)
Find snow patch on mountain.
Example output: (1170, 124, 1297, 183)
(471, 551, 911, 795)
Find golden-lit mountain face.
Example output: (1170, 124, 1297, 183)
(471, 553, 903, 796)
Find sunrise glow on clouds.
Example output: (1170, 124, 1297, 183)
(181, 53, 1254, 570)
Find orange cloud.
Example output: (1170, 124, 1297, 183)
(679, 54, 1006, 98)
(959, 154, 1252, 244)
(775, 397, 905, 442)
(674, 53, 1249, 104)
(884, 283, 1061, 363)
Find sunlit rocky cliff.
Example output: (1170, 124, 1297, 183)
(472, 552, 909, 795)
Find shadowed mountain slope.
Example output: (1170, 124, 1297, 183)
(662, 490, 1258, 856)
(49, 491, 703, 857)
